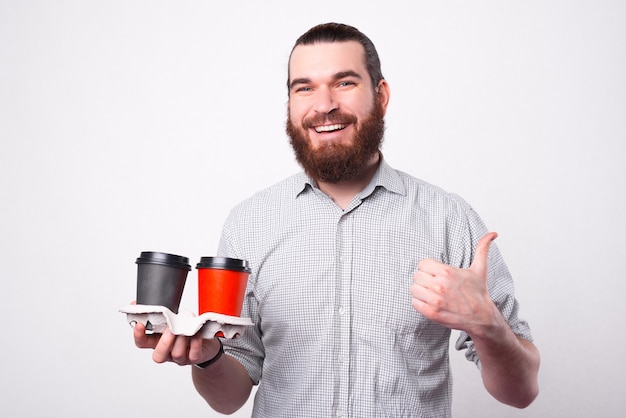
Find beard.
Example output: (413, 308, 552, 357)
(286, 101, 386, 183)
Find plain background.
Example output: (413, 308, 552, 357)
(1, 1, 625, 417)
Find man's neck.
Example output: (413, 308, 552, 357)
(316, 153, 381, 210)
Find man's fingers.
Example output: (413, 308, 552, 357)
(416, 258, 444, 276)
(152, 329, 176, 363)
(133, 322, 159, 349)
(469, 232, 498, 275)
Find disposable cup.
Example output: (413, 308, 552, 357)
(196, 257, 251, 317)
(136, 251, 190, 314)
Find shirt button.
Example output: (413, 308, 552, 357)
(338, 306, 346, 315)
(338, 355, 346, 364)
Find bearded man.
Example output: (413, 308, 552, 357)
(134, 22, 540, 418)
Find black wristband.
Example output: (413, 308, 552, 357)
(193, 338, 224, 369)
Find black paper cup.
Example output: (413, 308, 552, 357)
(135, 251, 191, 313)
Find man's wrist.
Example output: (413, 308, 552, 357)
(193, 338, 224, 369)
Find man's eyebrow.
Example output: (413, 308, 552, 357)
(334, 70, 362, 81)
(289, 77, 311, 90)
(289, 71, 364, 90)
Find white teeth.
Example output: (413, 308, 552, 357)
(314, 124, 346, 133)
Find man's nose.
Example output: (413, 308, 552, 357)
(312, 86, 338, 114)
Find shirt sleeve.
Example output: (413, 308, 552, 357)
(216, 209, 265, 385)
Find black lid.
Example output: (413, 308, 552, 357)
(136, 251, 191, 271)
(196, 256, 251, 273)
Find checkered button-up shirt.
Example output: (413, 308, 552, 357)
(218, 157, 532, 418)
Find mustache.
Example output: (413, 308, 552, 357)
(302, 111, 357, 129)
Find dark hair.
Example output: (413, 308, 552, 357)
(287, 22, 384, 92)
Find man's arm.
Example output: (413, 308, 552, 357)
(471, 324, 540, 408)
(410, 232, 540, 408)
(134, 323, 254, 414)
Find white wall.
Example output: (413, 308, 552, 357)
(1, 1, 624, 417)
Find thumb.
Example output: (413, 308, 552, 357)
(469, 232, 498, 276)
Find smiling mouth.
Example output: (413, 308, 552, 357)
(314, 123, 348, 133)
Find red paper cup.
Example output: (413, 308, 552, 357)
(196, 257, 251, 317)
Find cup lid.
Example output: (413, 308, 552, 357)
(136, 251, 191, 271)
(196, 256, 251, 273)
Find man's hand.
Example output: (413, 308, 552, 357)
(411, 232, 540, 407)
(410, 232, 501, 335)
(133, 321, 222, 366)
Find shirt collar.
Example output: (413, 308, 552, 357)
(362, 155, 406, 197)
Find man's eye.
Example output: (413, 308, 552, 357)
(338, 81, 355, 88)
(295, 86, 312, 93)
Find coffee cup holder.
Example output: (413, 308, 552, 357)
(119, 304, 253, 339)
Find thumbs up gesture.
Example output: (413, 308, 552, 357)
(410, 232, 499, 334)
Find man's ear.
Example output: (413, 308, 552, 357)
(376, 79, 391, 115)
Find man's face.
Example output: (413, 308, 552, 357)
(286, 41, 389, 183)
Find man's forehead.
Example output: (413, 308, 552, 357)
(289, 41, 367, 77)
